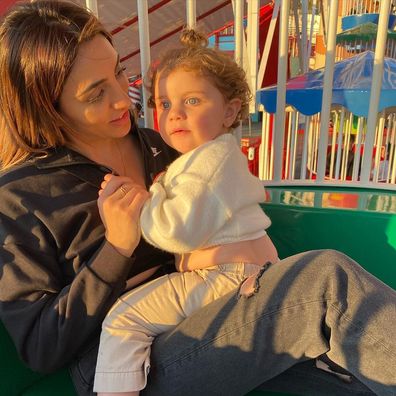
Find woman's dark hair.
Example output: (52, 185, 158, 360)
(0, 0, 112, 170)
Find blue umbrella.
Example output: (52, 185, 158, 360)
(257, 51, 396, 117)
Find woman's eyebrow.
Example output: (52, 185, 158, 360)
(77, 79, 106, 97)
(77, 55, 121, 97)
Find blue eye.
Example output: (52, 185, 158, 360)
(161, 101, 170, 109)
(186, 97, 199, 105)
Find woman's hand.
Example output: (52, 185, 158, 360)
(97, 174, 150, 257)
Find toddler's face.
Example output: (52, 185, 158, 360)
(153, 69, 240, 153)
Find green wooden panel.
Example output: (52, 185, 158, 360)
(262, 187, 396, 290)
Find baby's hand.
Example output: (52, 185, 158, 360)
(98, 173, 120, 196)
(97, 174, 150, 257)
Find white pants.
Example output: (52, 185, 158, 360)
(94, 263, 260, 392)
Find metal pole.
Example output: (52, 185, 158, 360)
(360, 0, 391, 181)
(301, 0, 309, 73)
(257, 0, 280, 88)
(273, 0, 290, 181)
(85, 0, 98, 17)
(247, 0, 259, 114)
(316, 0, 338, 180)
(233, 0, 244, 143)
(137, 0, 154, 129)
(307, 0, 318, 73)
(233, 0, 244, 66)
(259, 108, 268, 179)
(320, 0, 327, 44)
(293, 0, 304, 75)
(186, 0, 196, 29)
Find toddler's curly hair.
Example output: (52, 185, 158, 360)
(146, 28, 251, 128)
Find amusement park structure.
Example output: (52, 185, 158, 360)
(0, 1, 395, 396)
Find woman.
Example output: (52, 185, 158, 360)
(0, 2, 394, 396)
(0, 0, 177, 391)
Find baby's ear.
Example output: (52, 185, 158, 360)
(224, 98, 242, 128)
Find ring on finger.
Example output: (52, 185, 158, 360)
(118, 185, 128, 197)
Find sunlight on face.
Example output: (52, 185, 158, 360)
(58, 35, 131, 149)
(154, 69, 240, 154)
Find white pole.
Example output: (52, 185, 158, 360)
(360, 0, 391, 181)
(289, 111, 298, 179)
(307, 0, 318, 73)
(300, 116, 310, 179)
(373, 111, 386, 182)
(247, 0, 259, 114)
(259, 109, 269, 179)
(285, 112, 292, 178)
(293, 0, 303, 75)
(320, 0, 327, 45)
(137, 0, 154, 129)
(257, 0, 280, 88)
(233, 0, 244, 143)
(391, 119, 396, 183)
(316, 0, 338, 180)
(385, 114, 393, 181)
(329, 111, 338, 178)
(273, 0, 290, 181)
(301, 0, 309, 73)
(351, 116, 363, 181)
(85, 0, 98, 17)
(335, 109, 344, 179)
(186, 0, 196, 29)
(233, 0, 244, 66)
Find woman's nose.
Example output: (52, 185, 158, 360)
(112, 83, 131, 110)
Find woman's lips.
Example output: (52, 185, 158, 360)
(110, 110, 129, 125)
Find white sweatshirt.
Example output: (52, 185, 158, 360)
(140, 133, 271, 254)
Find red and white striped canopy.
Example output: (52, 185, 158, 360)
(1, 1, 270, 78)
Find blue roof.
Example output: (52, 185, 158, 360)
(257, 51, 396, 117)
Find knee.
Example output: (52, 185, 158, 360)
(304, 249, 356, 270)
(319, 249, 358, 272)
(293, 249, 358, 284)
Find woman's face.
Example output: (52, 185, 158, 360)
(58, 35, 131, 146)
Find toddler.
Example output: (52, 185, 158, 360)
(94, 29, 277, 395)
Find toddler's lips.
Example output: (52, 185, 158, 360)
(170, 129, 189, 134)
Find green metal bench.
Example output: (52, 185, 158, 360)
(1, 186, 395, 395)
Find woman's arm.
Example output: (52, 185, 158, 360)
(0, 240, 131, 372)
(0, 173, 136, 372)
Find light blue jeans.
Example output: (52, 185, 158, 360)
(144, 250, 396, 396)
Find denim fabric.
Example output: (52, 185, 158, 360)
(256, 359, 376, 395)
(144, 250, 396, 396)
